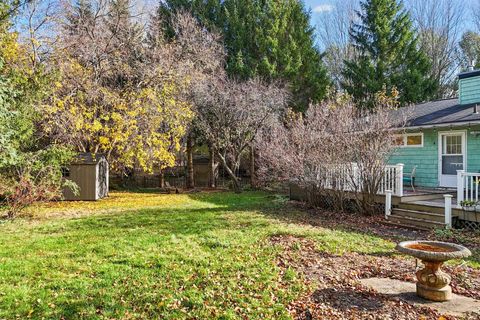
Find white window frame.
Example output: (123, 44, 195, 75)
(394, 132, 424, 148)
(437, 130, 467, 188)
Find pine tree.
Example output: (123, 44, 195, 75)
(342, 0, 437, 110)
(154, 0, 330, 112)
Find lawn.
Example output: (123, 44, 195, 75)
(0, 191, 476, 319)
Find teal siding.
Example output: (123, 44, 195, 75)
(388, 130, 438, 187)
(459, 76, 480, 104)
(388, 126, 480, 187)
(467, 126, 480, 173)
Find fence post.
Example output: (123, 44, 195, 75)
(444, 194, 452, 228)
(457, 170, 465, 205)
(385, 190, 392, 219)
(396, 163, 404, 197)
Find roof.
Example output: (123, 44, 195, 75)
(393, 98, 480, 129)
(71, 153, 107, 165)
(458, 70, 480, 80)
(193, 154, 211, 164)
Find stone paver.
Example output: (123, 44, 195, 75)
(360, 277, 480, 317)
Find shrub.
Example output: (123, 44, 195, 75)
(0, 147, 77, 218)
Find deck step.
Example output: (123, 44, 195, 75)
(387, 214, 447, 230)
(391, 208, 445, 223)
(397, 202, 445, 214)
(399, 192, 449, 203)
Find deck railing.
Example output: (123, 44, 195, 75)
(457, 170, 480, 204)
(380, 164, 404, 197)
(321, 163, 404, 197)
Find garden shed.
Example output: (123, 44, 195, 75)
(63, 153, 109, 201)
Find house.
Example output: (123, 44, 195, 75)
(291, 69, 480, 229)
(63, 153, 109, 201)
(389, 69, 480, 190)
(377, 69, 480, 230)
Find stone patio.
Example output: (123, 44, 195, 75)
(360, 277, 480, 317)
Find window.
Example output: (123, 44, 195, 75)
(444, 135, 462, 154)
(61, 167, 70, 178)
(407, 134, 422, 146)
(394, 133, 423, 147)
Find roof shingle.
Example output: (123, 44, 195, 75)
(396, 98, 480, 128)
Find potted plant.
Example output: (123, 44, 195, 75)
(460, 199, 477, 212)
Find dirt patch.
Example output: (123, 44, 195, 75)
(272, 235, 480, 320)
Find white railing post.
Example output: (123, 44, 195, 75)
(457, 170, 465, 204)
(352, 162, 359, 192)
(385, 190, 392, 219)
(444, 194, 452, 228)
(396, 163, 404, 197)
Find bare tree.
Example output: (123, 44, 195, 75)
(459, 31, 480, 69)
(192, 76, 288, 193)
(315, 0, 358, 89)
(155, 11, 226, 189)
(15, 0, 60, 69)
(461, 0, 480, 70)
(473, 0, 480, 33)
(408, 0, 465, 97)
(257, 91, 406, 215)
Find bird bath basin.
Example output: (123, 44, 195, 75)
(396, 240, 471, 302)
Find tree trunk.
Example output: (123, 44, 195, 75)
(217, 151, 242, 193)
(250, 144, 255, 189)
(159, 168, 165, 188)
(186, 134, 194, 189)
(208, 145, 216, 188)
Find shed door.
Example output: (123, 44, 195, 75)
(438, 131, 465, 188)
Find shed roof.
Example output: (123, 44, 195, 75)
(71, 153, 107, 165)
(394, 98, 480, 129)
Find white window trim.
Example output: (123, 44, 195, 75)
(437, 130, 467, 187)
(394, 132, 424, 148)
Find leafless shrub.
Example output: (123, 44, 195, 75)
(257, 91, 407, 215)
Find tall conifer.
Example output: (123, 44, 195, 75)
(343, 0, 437, 110)
(155, 0, 330, 112)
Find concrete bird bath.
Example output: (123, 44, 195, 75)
(396, 240, 471, 302)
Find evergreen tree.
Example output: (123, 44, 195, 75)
(342, 0, 437, 110)
(154, 0, 330, 112)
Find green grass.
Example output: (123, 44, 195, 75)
(0, 191, 426, 319)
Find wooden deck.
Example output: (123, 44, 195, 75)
(389, 187, 480, 229)
(289, 183, 479, 229)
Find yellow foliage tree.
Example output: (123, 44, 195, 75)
(38, 2, 205, 173)
(42, 57, 193, 172)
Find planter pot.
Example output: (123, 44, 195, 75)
(462, 205, 477, 212)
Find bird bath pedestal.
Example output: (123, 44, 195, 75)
(396, 241, 471, 302)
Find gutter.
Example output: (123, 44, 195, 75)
(397, 120, 480, 131)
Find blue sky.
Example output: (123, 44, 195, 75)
(304, 0, 478, 15)
(305, 0, 478, 37)
(304, 1, 335, 14)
